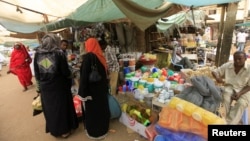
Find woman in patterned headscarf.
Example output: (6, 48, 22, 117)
(34, 33, 78, 138)
(7, 42, 32, 91)
(78, 37, 110, 140)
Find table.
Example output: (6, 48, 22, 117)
(152, 97, 168, 113)
(153, 48, 172, 54)
(184, 46, 197, 54)
(181, 54, 198, 61)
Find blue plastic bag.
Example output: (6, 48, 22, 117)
(154, 124, 206, 141)
(108, 93, 122, 119)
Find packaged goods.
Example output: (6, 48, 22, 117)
(158, 106, 207, 138)
(154, 124, 206, 141)
(167, 97, 226, 126)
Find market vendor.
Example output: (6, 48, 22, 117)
(172, 45, 197, 70)
(60, 39, 69, 55)
(211, 51, 250, 124)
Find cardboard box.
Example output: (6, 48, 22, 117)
(119, 112, 147, 138)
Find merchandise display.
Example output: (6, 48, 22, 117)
(158, 106, 207, 138)
(168, 97, 226, 126)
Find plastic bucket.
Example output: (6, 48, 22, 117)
(129, 58, 136, 66)
(123, 67, 130, 75)
(139, 79, 147, 87)
(128, 65, 135, 72)
(123, 59, 129, 67)
(145, 82, 154, 93)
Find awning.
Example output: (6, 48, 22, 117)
(0, 0, 88, 23)
(0, 0, 169, 33)
(165, 0, 241, 7)
(156, 10, 206, 31)
(0, 18, 44, 33)
(67, 0, 172, 31)
(235, 22, 250, 27)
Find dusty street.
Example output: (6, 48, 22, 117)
(0, 66, 147, 141)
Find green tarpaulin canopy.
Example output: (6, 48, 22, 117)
(156, 10, 206, 31)
(165, 0, 241, 7)
(235, 22, 250, 26)
(0, 0, 167, 33)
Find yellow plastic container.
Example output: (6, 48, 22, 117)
(167, 97, 226, 126)
(179, 103, 197, 117)
(147, 78, 154, 83)
(167, 97, 182, 109)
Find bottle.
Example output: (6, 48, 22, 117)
(141, 117, 150, 126)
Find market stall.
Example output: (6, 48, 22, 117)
(115, 64, 227, 140)
(39, 19, 225, 141)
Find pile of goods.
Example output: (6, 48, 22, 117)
(182, 66, 223, 86)
(152, 97, 226, 141)
(119, 66, 187, 109)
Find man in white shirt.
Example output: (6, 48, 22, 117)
(212, 51, 250, 124)
(172, 46, 196, 70)
(237, 30, 248, 52)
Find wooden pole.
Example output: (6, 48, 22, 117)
(219, 2, 238, 66)
(135, 26, 146, 53)
(191, 6, 197, 33)
(215, 5, 226, 66)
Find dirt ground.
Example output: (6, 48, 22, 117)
(0, 66, 148, 141)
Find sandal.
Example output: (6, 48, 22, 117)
(29, 82, 33, 86)
(23, 87, 28, 92)
(61, 132, 71, 138)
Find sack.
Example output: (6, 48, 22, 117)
(32, 95, 42, 111)
(89, 53, 102, 82)
(89, 64, 102, 82)
(108, 93, 122, 119)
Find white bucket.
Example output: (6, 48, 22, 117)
(128, 65, 135, 72)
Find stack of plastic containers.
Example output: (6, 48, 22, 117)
(151, 97, 227, 141)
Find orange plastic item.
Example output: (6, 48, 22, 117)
(158, 106, 208, 139)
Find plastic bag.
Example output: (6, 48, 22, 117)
(73, 95, 82, 117)
(32, 95, 42, 111)
(32, 95, 42, 116)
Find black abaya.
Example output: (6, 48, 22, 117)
(34, 51, 79, 137)
(78, 53, 110, 138)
